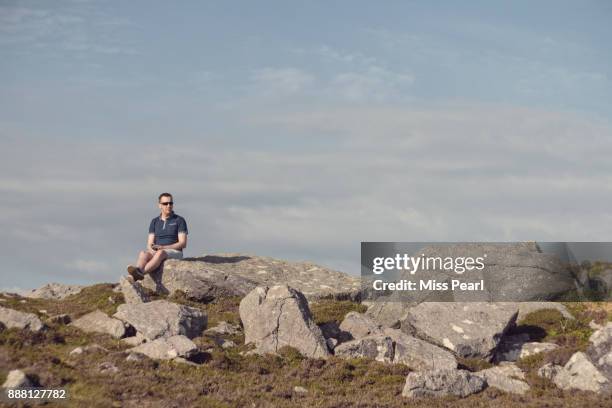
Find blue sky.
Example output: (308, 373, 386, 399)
(1, 1, 612, 291)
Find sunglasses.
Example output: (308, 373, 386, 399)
(160, 202, 174, 206)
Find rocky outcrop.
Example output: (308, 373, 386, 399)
(143, 254, 361, 301)
(2, 369, 33, 389)
(113, 300, 207, 341)
(0, 306, 44, 332)
(24, 283, 83, 300)
(495, 334, 558, 362)
(119, 277, 149, 304)
(71, 310, 126, 339)
(402, 369, 487, 398)
(400, 302, 518, 359)
(239, 285, 329, 358)
(128, 335, 198, 360)
(475, 363, 530, 395)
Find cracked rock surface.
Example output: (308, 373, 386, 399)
(239, 285, 330, 358)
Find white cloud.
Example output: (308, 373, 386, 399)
(251, 67, 315, 96)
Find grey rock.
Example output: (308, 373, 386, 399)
(71, 310, 126, 339)
(46, 314, 71, 325)
(517, 302, 574, 321)
(2, 370, 33, 389)
(402, 369, 487, 398)
(365, 295, 414, 328)
(334, 335, 394, 363)
(326, 338, 338, 350)
(240, 285, 330, 358)
(99, 361, 119, 374)
(384, 328, 456, 371)
(401, 302, 518, 359)
(69, 344, 108, 357)
(293, 386, 308, 394)
(475, 363, 530, 395)
(121, 332, 148, 346)
(406, 243, 575, 301)
(339, 312, 383, 339)
(143, 254, 361, 301)
(496, 337, 558, 362)
(128, 335, 198, 360)
(24, 283, 83, 300)
(0, 306, 44, 332)
(538, 363, 562, 380)
(119, 276, 150, 304)
(204, 321, 241, 336)
(587, 322, 612, 381)
(554, 352, 609, 393)
(126, 352, 145, 362)
(113, 300, 207, 340)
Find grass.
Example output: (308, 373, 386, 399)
(1, 287, 611, 407)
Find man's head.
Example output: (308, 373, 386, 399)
(158, 192, 174, 216)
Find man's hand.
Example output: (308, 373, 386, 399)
(151, 244, 162, 251)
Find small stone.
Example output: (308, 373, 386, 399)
(121, 332, 147, 346)
(46, 314, 71, 325)
(70, 347, 84, 356)
(293, 386, 308, 394)
(19, 300, 26, 303)
(402, 369, 487, 398)
(39, 310, 47, 314)
(126, 352, 145, 362)
(99, 361, 119, 374)
(2, 370, 33, 389)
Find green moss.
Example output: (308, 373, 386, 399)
(309, 299, 367, 325)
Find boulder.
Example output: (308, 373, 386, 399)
(0, 306, 44, 332)
(128, 335, 197, 360)
(24, 283, 83, 300)
(384, 328, 456, 371)
(334, 335, 394, 363)
(553, 352, 609, 393)
(405, 243, 575, 301)
(121, 332, 148, 346)
(400, 302, 518, 359)
(113, 300, 207, 341)
(339, 312, 383, 339)
(475, 363, 530, 395)
(365, 295, 414, 328)
(71, 310, 126, 339)
(495, 337, 558, 362)
(2, 370, 33, 389)
(119, 277, 150, 304)
(239, 285, 329, 358)
(402, 369, 487, 398)
(144, 254, 361, 301)
(587, 322, 612, 380)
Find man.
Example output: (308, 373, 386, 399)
(127, 192, 188, 281)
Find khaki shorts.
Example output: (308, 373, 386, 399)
(163, 249, 183, 259)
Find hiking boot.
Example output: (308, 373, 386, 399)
(127, 265, 145, 281)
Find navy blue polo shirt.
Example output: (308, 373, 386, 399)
(149, 213, 188, 246)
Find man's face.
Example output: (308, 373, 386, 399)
(158, 196, 174, 216)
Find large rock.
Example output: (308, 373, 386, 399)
(129, 335, 197, 360)
(587, 322, 612, 380)
(113, 300, 206, 340)
(71, 310, 126, 339)
(2, 369, 33, 389)
(495, 335, 558, 362)
(339, 312, 383, 339)
(402, 369, 487, 398)
(384, 328, 457, 371)
(0, 306, 44, 332)
(24, 283, 83, 300)
(239, 285, 329, 358)
(401, 302, 518, 359)
(119, 277, 150, 304)
(334, 335, 394, 363)
(364, 295, 414, 328)
(475, 363, 530, 395)
(143, 254, 361, 301)
(553, 352, 609, 393)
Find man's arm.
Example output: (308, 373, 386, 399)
(146, 233, 155, 251)
(159, 233, 187, 251)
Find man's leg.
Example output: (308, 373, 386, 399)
(143, 250, 168, 274)
(136, 250, 154, 271)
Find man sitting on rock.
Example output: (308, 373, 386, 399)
(127, 192, 188, 281)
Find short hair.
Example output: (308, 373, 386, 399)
(158, 192, 173, 202)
